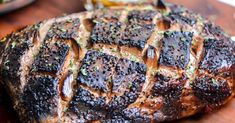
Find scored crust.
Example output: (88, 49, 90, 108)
(0, 1, 234, 123)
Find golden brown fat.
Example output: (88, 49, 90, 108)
(83, 0, 158, 10)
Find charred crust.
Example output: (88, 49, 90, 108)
(199, 38, 234, 74)
(72, 50, 146, 118)
(151, 73, 185, 98)
(92, 9, 122, 22)
(0, 43, 5, 57)
(121, 23, 154, 49)
(68, 84, 145, 121)
(122, 108, 151, 123)
(112, 58, 146, 92)
(69, 86, 107, 111)
(77, 50, 118, 92)
(167, 12, 197, 26)
(203, 23, 227, 39)
(1, 42, 30, 83)
(77, 50, 146, 105)
(22, 75, 59, 120)
(46, 18, 80, 40)
(67, 87, 107, 121)
(77, 50, 146, 93)
(153, 104, 182, 122)
(109, 86, 143, 110)
(101, 118, 131, 123)
(192, 75, 232, 104)
(1, 29, 36, 85)
(159, 31, 193, 69)
(32, 41, 69, 73)
(106, 57, 146, 111)
(68, 101, 106, 121)
(155, 95, 182, 121)
(69, 86, 146, 121)
(151, 73, 186, 121)
(90, 21, 123, 45)
(90, 21, 154, 50)
(127, 10, 157, 23)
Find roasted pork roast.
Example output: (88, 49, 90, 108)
(0, 1, 234, 123)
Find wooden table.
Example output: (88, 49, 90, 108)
(0, 0, 85, 38)
(0, 0, 234, 123)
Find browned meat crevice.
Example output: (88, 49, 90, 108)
(83, 18, 96, 32)
(144, 45, 158, 69)
(155, 0, 167, 10)
(157, 18, 171, 31)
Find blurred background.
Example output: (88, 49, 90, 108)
(0, 0, 235, 123)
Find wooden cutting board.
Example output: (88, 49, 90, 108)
(0, 0, 234, 123)
(0, 0, 35, 15)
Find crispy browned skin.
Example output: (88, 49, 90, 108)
(0, 1, 234, 123)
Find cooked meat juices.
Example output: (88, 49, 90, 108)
(0, 1, 234, 123)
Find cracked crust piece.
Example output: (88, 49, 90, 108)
(0, 1, 234, 123)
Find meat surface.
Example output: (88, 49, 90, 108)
(0, 1, 234, 123)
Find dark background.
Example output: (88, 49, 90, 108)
(0, 0, 235, 123)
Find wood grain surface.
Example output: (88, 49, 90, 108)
(0, 0, 234, 123)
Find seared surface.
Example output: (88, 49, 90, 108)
(159, 31, 193, 69)
(0, 1, 234, 123)
(22, 75, 59, 121)
(32, 41, 70, 73)
(199, 38, 234, 75)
